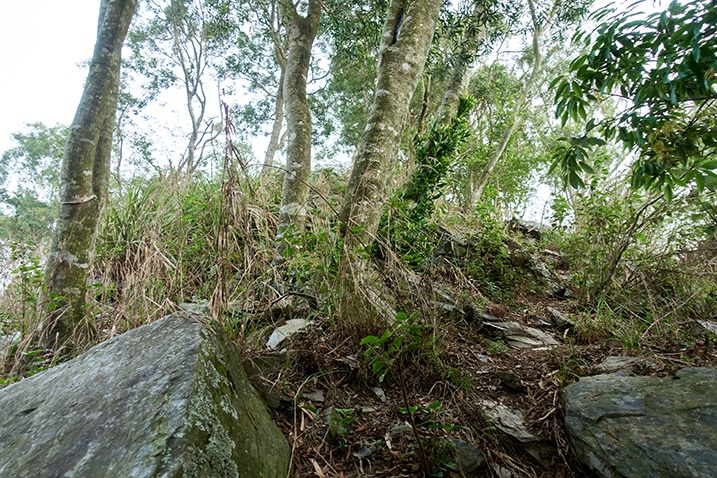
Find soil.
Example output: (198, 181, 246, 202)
(244, 290, 717, 478)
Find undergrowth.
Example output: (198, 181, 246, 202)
(0, 159, 715, 397)
(0, 158, 716, 478)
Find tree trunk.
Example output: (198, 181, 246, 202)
(43, 0, 136, 347)
(263, 63, 286, 173)
(339, 0, 442, 248)
(263, 33, 287, 174)
(435, 2, 487, 125)
(276, 0, 321, 240)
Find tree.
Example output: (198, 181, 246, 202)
(552, 0, 717, 198)
(432, 0, 493, 125)
(456, 64, 553, 214)
(469, 0, 593, 205)
(339, 0, 443, 248)
(0, 123, 68, 245)
(43, 0, 137, 347)
(208, 0, 289, 172)
(126, 0, 219, 175)
(276, 0, 321, 240)
(310, 0, 387, 152)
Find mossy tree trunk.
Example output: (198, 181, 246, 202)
(339, 0, 442, 248)
(275, 0, 321, 245)
(434, 3, 487, 125)
(43, 0, 136, 347)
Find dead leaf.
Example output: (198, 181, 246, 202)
(311, 458, 326, 477)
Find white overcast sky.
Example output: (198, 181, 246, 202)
(0, 0, 99, 155)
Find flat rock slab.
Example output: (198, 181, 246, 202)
(563, 367, 717, 478)
(484, 321, 559, 349)
(0, 314, 290, 478)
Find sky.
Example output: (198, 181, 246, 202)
(0, 0, 99, 155)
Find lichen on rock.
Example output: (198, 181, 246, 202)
(0, 314, 290, 478)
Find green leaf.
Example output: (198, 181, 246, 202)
(360, 336, 380, 346)
(664, 183, 674, 202)
(694, 172, 705, 191)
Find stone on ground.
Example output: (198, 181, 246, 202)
(563, 367, 717, 478)
(0, 314, 290, 478)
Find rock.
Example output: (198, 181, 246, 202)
(527, 315, 551, 328)
(373, 387, 387, 403)
(546, 306, 576, 328)
(266, 318, 312, 349)
(0, 330, 21, 356)
(492, 464, 513, 477)
(507, 246, 566, 298)
(479, 398, 536, 443)
(697, 320, 717, 336)
(0, 314, 290, 478)
(243, 351, 290, 380)
(353, 444, 373, 458)
(595, 356, 658, 375)
(563, 367, 717, 478)
(433, 226, 469, 260)
(451, 439, 486, 475)
(495, 371, 525, 392)
(179, 300, 211, 317)
(483, 321, 560, 349)
(508, 218, 549, 240)
(302, 389, 325, 402)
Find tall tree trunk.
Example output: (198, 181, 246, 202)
(43, 0, 136, 347)
(435, 3, 487, 125)
(470, 0, 558, 205)
(263, 27, 287, 174)
(263, 62, 286, 173)
(339, 0, 442, 248)
(276, 0, 321, 240)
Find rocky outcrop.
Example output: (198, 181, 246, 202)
(0, 314, 290, 478)
(563, 367, 717, 478)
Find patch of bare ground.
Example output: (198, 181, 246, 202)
(246, 292, 717, 478)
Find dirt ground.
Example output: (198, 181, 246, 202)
(244, 291, 717, 478)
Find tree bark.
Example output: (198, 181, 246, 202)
(262, 61, 286, 173)
(43, 0, 136, 347)
(276, 0, 321, 240)
(339, 0, 443, 248)
(435, 3, 487, 125)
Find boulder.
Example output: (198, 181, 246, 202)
(0, 314, 290, 478)
(563, 367, 717, 478)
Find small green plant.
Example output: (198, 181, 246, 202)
(361, 312, 450, 475)
(552, 349, 588, 385)
(327, 407, 357, 441)
(482, 336, 508, 355)
(7, 242, 45, 323)
(399, 400, 461, 475)
(360, 311, 427, 384)
(463, 203, 515, 298)
(378, 96, 474, 267)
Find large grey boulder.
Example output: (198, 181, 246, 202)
(0, 314, 290, 478)
(563, 367, 717, 478)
